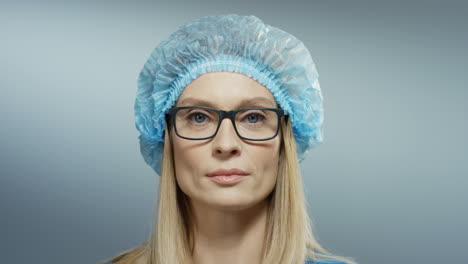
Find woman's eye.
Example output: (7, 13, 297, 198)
(245, 113, 265, 123)
(188, 112, 209, 123)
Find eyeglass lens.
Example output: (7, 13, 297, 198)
(174, 108, 278, 140)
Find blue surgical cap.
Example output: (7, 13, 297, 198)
(135, 14, 324, 175)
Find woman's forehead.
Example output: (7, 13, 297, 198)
(176, 96, 277, 109)
(177, 72, 278, 108)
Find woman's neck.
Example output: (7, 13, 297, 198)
(189, 199, 269, 264)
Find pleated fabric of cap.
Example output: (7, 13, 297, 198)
(135, 14, 324, 175)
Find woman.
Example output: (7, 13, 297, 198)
(101, 14, 357, 264)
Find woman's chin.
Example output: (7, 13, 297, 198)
(199, 194, 260, 212)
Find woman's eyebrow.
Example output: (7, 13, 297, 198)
(177, 97, 277, 108)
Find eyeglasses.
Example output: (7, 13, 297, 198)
(166, 106, 288, 141)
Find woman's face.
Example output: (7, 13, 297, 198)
(170, 72, 281, 211)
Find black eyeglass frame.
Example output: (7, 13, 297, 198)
(166, 106, 288, 141)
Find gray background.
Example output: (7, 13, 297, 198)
(1, 0, 467, 263)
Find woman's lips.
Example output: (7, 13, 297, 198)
(207, 168, 249, 177)
(207, 168, 250, 185)
(208, 175, 248, 185)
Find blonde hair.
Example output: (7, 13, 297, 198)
(100, 118, 358, 264)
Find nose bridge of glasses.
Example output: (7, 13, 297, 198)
(217, 110, 238, 130)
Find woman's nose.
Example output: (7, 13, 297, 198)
(211, 118, 241, 158)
